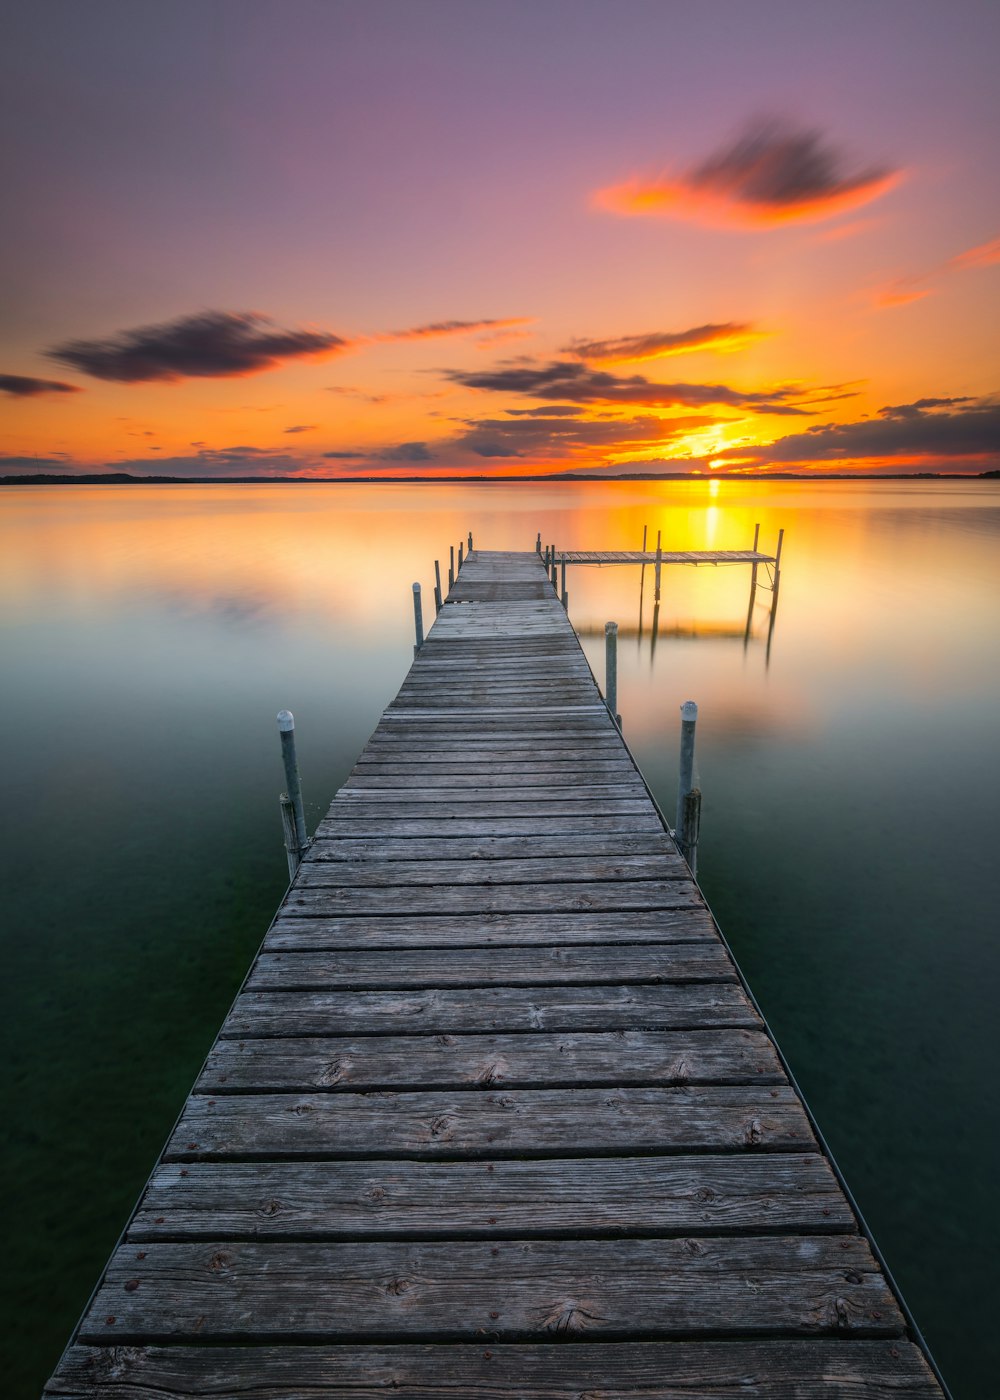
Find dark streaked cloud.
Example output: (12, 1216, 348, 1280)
(283, 424, 318, 434)
(384, 317, 532, 342)
(379, 441, 434, 461)
(595, 118, 901, 228)
(46, 311, 350, 384)
(447, 359, 815, 414)
(451, 412, 714, 460)
(732, 397, 1000, 466)
(322, 450, 368, 459)
(564, 323, 759, 364)
(0, 372, 80, 397)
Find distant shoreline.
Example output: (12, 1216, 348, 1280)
(3, 470, 998, 486)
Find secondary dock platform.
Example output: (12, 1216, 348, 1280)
(46, 549, 945, 1397)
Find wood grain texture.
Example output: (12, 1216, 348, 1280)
(198, 1028, 784, 1091)
(43, 1340, 945, 1398)
(166, 1086, 813, 1159)
(223, 982, 760, 1037)
(81, 1236, 902, 1341)
(131, 1154, 853, 1240)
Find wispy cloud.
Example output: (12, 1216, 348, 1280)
(47, 311, 350, 384)
(451, 411, 715, 460)
(283, 424, 318, 434)
(563, 322, 762, 365)
(0, 372, 80, 397)
(873, 233, 1000, 309)
(446, 358, 834, 415)
(382, 317, 534, 343)
(594, 118, 902, 229)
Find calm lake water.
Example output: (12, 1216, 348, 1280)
(1, 479, 998, 1396)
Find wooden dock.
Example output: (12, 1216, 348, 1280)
(46, 549, 945, 1397)
(556, 549, 775, 564)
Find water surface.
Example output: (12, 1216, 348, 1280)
(1, 480, 997, 1396)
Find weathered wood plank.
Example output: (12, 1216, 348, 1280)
(305, 832, 676, 861)
(267, 906, 716, 948)
(80, 1236, 901, 1341)
(313, 813, 668, 837)
(333, 785, 645, 804)
(282, 880, 700, 917)
(345, 766, 637, 785)
(131, 1154, 853, 1239)
(198, 1028, 784, 1092)
(166, 1086, 809, 1158)
(295, 854, 687, 888)
(224, 983, 759, 1037)
(245, 944, 734, 990)
(43, 1339, 946, 1399)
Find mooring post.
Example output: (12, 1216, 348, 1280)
(468, 530, 473, 551)
(675, 700, 698, 853)
(449, 544, 455, 589)
(536, 531, 542, 554)
(433, 559, 443, 614)
(412, 581, 424, 653)
(605, 621, 619, 727)
(550, 552, 558, 590)
(279, 793, 300, 880)
(681, 786, 702, 876)
(277, 710, 308, 856)
(560, 556, 568, 610)
(458, 541, 464, 572)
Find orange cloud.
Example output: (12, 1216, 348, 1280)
(949, 236, 1000, 271)
(382, 317, 534, 342)
(564, 322, 764, 365)
(873, 232, 999, 310)
(594, 119, 902, 230)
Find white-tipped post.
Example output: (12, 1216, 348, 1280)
(675, 700, 698, 856)
(277, 710, 308, 856)
(412, 582, 424, 652)
(605, 621, 619, 727)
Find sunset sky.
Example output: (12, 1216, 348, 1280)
(2, 0, 998, 478)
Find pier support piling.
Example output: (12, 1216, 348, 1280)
(560, 557, 568, 610)
(675, 699, 698, 856)
(276, 709, 308, 857)
(605, 621, 620, 727)
(412, 581, 424, 653)
(433, 559, 443, 615)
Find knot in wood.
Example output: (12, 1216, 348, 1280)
(208, 1251, 232, 1274)
(257, 1199, 281, 1217)
(743, 1117, 764, 1146)
(384, 1276, 412, 1296)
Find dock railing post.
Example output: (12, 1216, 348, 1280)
(279, 794, 300, 880)
(433, 559, 443, 614)
(277, 709, 308, 857)
(458, 542, 464, 573)
(605, 621, 619, 727)
(536, 532, 542, 554)
(468, 530, 473, 551)
(550, 551, 558, 590)
(560, 556, 568, 610)
(449, 545, 455, 589)
(412, 582, 424, 653)
(682, 787, 702, 877)
(675, 700, 698, 858)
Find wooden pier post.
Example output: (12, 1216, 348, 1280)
(458, 542, 464, 572)
(433, 559, 443, 615)
(468, 531, 473, 551)
(276, 710, 308, 855)
(655, 531, 663, 603)
(605, 621, 619, 727)
(449, 545, 455, 589)
(535, 531, 542, 554)
(278, 793, 300, 880)
(682, 786, 702, 877)
(744, 523, 761, 650)
(560, 556, 568, 610)
(675, 700, 698, 854)
(412, 582, 424, 653)
(550, 552, 558, 590)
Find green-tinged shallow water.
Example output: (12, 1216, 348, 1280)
(1, 480, 998, 1396)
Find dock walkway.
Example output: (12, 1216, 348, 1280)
(47, 550, 943, 1397)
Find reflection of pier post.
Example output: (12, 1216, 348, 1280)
(744, 522, 760, 651)
(650, 598, 660, 666)
(638, 525, 647, 644)
(765, 528, 784, 668)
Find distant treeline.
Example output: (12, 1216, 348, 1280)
(1, 470, 995, 485)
